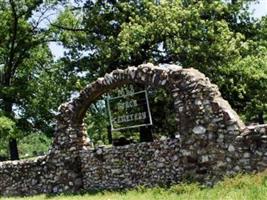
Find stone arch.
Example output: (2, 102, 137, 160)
(31, 63, 246, 194)
(42, 63, 246, 193)
(53, 63, 244, 150)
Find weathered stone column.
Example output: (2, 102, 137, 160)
(44, 103, 90, 193)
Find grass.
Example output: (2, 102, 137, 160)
(1, 170, 267, 200)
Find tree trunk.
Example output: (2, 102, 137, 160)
(1, 1, 20, 160)
(258, 112, 264, 124)
(107, 125, 112, 144)
(9, 138, 19, 160)
(140, 126, 153, 142)
(2, 100, 20, 160)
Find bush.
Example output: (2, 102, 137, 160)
(18, 132, 52, 158)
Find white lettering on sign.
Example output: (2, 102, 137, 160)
(113, 112, 147, 124)
(117, 100, 138, 110)
(117, 85, 135, 96)
(107, 89, 152, 131)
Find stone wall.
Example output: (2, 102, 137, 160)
(81, 125, 267, 189)
(0, 157, 46, 196)
(0, 64, 267, 196)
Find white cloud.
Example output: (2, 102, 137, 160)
(249, 0, 267, 19)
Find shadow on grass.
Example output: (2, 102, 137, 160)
(43, 187, 131, 199)
(43, 181, 203, 199)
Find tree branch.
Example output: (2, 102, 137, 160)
(51, 23, 86, 32)
(4, 0, 18, 86)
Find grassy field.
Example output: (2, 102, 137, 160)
(2, 170, 267, 200)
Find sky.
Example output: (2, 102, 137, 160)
(49, 0, 267, 60)
(249, 0, 267, 18)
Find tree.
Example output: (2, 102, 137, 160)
(0, 0, 60, 160)
(52, 0, 266, 141)
(54, 0, 260, 87)
(0, 115, 16, 159)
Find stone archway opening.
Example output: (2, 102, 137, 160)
(84, 97, 110, 147)
(82, 82, 178, 147)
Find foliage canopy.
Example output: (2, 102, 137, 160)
(0, 0, 266, 159)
